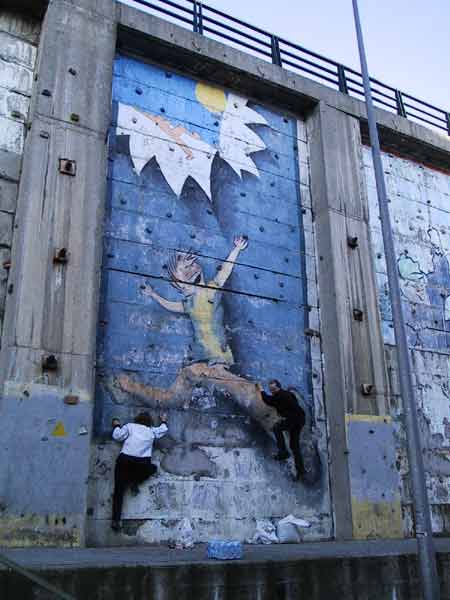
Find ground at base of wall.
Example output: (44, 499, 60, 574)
(1, 540, 450, 599)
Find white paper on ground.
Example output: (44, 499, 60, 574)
(175, 517, 194, 549)
(246, 519, 279, 544)
(276, 514, 311, 543)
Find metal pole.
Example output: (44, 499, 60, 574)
(351, 2, 440, 599)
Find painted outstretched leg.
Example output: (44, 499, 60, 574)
(116, 364, 278, 436)
(117, 367, 199, 409)
(203, 364, 279, 435)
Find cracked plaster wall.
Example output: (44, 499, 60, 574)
(364, 146, 450, 535)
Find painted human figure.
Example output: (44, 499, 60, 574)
(117, 237, 280, 435)
(257, 379, 306, 480)
(143, 235, 249, 365)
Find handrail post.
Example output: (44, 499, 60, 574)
(446, 113, 450, 136)
(198, 1, 203, 34)
(395, 89, 407, 118)
(193, 0, 197, 32)
(271, 35, 282, 66)
(193, 1, 203, 34)
(337, 65, 348, 94)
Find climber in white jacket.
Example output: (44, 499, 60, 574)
(111, 411, 168, 531)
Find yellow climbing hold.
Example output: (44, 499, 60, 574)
(52, 421, 67, 437)
(195, 82, 226, 114)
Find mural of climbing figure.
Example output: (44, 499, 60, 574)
(96, 55, 326, 493)
(117, 236, 282, 436)
(114, 237, 321, 483)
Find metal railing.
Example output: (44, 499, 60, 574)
(0, 552, 75, 600)
(121, 0, 450, 135)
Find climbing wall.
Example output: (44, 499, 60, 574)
(89, 55, 331, 543)
(364, 147, 450, 535)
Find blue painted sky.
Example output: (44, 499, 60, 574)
(123, 0, 449, 112)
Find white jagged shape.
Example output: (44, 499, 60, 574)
(116, 94, 268, 200)
(218, 93, 268, 179)
(117, 103, 214, 199)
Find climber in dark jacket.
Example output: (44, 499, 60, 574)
(257, 379, 306, 480)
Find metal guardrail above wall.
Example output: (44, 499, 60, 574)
(122, 0, 450, 136)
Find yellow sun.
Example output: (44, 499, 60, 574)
(195, 82, 226, 114)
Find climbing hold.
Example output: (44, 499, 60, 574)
(52, 422, 67, 437)
(42, 354, 58, 371)
(64, 395, 79, 405)
(58, 158, 76, 176)
(53, 248, 68, 265)
(353, 308, 364, 321)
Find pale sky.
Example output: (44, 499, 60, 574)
(203, 0, 449, 111)
(123, 0, 449, 113)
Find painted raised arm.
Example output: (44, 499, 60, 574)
(213, 235, 248, 288)
(143, 284, 184, 313)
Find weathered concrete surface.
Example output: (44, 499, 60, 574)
(307, 102, 390, 539)
(364, 146, 450, 536)
(86, 443, 331, 547)
(0, 0, 116, 546)
(346, 415, 403, 539)
(117, 3, 450, 173)
(1, 540, 450, 599)
(0, 384, 92, 547)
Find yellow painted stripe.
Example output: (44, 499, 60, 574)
(345, 414, 392, 424)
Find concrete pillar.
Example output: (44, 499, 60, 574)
(307, 102, 392, 539)
(0, 0, 116, 546)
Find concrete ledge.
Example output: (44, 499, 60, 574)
(1, 540, 450, 599)
(117, 4, 450, 171)
(2, 538, 450, 568)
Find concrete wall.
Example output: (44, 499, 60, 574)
(0, 0, 116, 546)
(0, 0, 449, 548)
(0, 11, 40, 340)
(87, 54, 331, 546)
(364, 147, 450, 535)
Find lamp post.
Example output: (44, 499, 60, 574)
(351, 1, 439, 598)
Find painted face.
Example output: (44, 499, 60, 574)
(269, 381, 280, 395)
(169, 252, 204, 295)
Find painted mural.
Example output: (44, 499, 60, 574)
(94, 55, 330, 538)
(364, 147, 450, 533)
